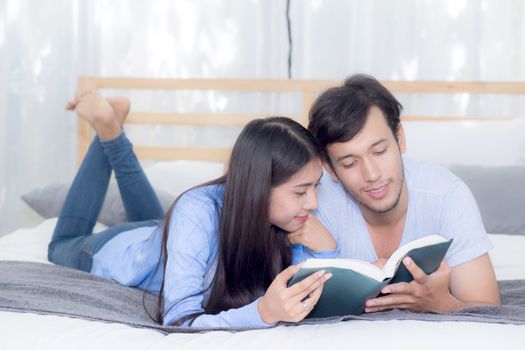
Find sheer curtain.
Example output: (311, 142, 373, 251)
(291, 0, 525, 166)
(1, 1, 81, 236)
(1, 0, 524, 235)
(292, 0, 525, 80)
(0, 0, 291, 236)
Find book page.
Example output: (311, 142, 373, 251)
(382, 234, 448, 277)
(302, 258, 385, 282)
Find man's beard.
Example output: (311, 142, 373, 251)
(350, 163, 405, 215)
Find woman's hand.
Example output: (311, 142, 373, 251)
(257, 264, 332, 325)
(288, 215, 336, 252)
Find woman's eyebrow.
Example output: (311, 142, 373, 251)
(293, 174, 323, 188)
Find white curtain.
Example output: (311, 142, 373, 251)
(1, 0, 524, 235)
(293, 0, 525, 80)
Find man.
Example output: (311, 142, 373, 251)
(293, 74, 500, 313)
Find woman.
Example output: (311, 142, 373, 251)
(48, 90, 336, 328)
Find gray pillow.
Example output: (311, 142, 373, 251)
(448, 165, 525, 235)
(22, 182, 174, 227)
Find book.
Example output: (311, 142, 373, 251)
(289, 234, 453, 318)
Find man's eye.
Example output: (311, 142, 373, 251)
(343, 162, 355, 169)
(294, 192, 307, 197)
(374, 148, 387, 155)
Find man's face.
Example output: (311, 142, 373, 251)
(326, 106, 406, 215)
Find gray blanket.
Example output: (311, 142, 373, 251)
(0, 261, 524, 334)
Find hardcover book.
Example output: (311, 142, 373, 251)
(290, 234, 453, 318)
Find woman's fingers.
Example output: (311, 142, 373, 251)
(302, 283, 325, 312)
(294, 271, 331, 302)
(292, 283, 325, 321)
(273, 264, 303, 287)
(287, 231, 301, 245)
(262, 265, 331, 324)
(287, 269, 331, 298)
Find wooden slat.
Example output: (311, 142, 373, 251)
(127, 112, 513, 126)
(91, 77, 338, 92)
(134, 146, 231, 162)
(87, 77, 525, 95)
(126, 112, 304, 126)
(301, 91, 317, 126)
(382, 81, 525, 94)
(76, 77, 525, 165)
(401, 115, 514, 122)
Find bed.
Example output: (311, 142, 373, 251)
(1, 77, 525, 348)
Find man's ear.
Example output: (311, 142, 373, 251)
(323, 159, 339, 181)
(396, 123, 407, 154)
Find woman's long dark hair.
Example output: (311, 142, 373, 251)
(148, 116, 324, 325)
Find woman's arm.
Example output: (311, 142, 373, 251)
(161, 188, 332, 328)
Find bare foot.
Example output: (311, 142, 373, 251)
(67, 93, 130, 127)
(106, 96, 131, 126)
(70, 90, 121, 140)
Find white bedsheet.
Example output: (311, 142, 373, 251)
(1, 218, 524, 349)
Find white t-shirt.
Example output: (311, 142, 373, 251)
(315, 157, 492, 267)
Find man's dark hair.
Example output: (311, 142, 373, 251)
(308, 74, 403, 162)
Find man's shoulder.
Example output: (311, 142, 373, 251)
(404, 157, 462, 195)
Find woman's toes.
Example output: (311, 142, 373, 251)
(65, 101, 75, 110)
(66, 94, 80, 110)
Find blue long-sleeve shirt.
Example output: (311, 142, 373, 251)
(91, 184, 337, 328)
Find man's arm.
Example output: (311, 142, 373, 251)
(364, 176, 500, 313)
(364, 253, 500, 313)
(449, 253, 500, 307)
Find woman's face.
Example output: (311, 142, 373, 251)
(268, 158, 323, 232)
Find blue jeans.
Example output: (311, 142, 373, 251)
(48, 132, 164, 272)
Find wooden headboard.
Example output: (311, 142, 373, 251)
(76, 76, 525, 165)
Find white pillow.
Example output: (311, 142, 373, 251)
(145, 160, 225, 197)
(404, 117, 525, 167)
(0, 218, 107, 264)
(487, 234, 525, 280)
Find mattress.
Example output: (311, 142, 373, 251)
(0, 218, 523, 348)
